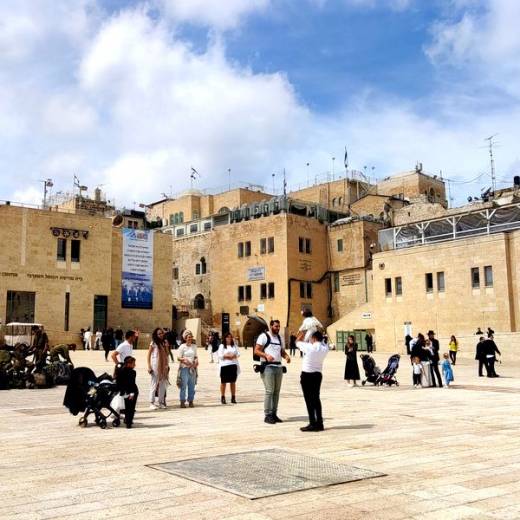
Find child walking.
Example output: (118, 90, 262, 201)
(412, 356, 423, 388)
(441, 352, 454, 387)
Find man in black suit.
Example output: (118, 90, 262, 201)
(117, 356, 139, 428)
(475, 337, 486, 376)
(482, 336, 501, 378)
(427, 330, 443, 387)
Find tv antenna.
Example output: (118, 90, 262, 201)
(484, 134, 498, 193)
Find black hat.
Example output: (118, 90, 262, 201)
(427, 330, 435, 335)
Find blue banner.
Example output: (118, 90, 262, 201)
(122, 228, 154, 309)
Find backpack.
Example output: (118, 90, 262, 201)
(253, 332, 281, 362)
(54, 362, 72, 385)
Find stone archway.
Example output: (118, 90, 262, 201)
(242, 316, 268, 348)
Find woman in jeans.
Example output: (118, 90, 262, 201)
(177, 330, 198, 408)
(448, 335, 458, 365)
(147, 328, 170, 409)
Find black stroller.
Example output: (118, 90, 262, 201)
(360, 354, 381, 386)
(63, 367, 123, 429)
(379, 354, 400, 386)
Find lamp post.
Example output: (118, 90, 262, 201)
(41, 178, 54, 208)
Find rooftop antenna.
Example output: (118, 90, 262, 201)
(272, 173, 276, 194)
(190, 167, 200, 189)
(228, 168, 231, 191)
(283, 168, 287, 197)
(344, 146, 349, 178)
(306, 162, 310, 185)
(331, 157, 336, 181)
(40, 178, 53, 208)
(485, 134, 498, 193)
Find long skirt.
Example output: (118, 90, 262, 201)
(344, 355, 360, 380)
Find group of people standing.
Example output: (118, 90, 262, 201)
(408, 330, 453, 388)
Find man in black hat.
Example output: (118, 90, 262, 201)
(427, 330, 443, 388)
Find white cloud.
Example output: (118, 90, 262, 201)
(158, 0, 270, 30)
(426, 0, 520, 97)
(1, 0, 520, 211)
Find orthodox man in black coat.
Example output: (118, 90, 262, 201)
(117, 356, 139, 428)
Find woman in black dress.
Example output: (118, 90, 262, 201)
(344, 335, 360, 386)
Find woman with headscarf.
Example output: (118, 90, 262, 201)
(147, 328, 170, 409)
(177, 330, 199, 408)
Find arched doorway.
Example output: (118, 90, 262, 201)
(193, 294, 205, 310)
(242, 316, 268, 348)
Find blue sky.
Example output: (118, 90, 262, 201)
(0, 0, 519, 207)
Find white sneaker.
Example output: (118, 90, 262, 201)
(149, 404, 158, 410)
(158, 404, 167, 409)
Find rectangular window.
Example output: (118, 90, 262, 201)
(268, 282, 275, 299)
(484, 266, 493, 287)
(64, 292, 70, 331)
(238, 242, 244, 258)
(57, 238, 67, 261)
(305, 238, 312, 254)
(260, 283, 267, 299)
(173, 267, 179, 280)
(268, 237, 275, 253)
(245, 241, 251, 257)
(299, 237, 304, 253)
(306, 281, 312, 298)
(203, 222, 211, 231)
(333, 272, 340, 293)
(300, 281, 305, 298)
(337, 239, 343, 252)
(425, 273, 433, 293)
(176, 228, 184, 237)
(7, 290, 36, 323)
(471, 267, 480, 289)
(190, 224, 198, 233)
(395, 276, 402, 296)
(238, 286, 244, 302)
(437, 271, 445, 292)
(71, 240, 81, 263)
(385, 278, 392, 297)
(260, 238, 267, 255)
(245, 285, 252, 300)
(195, 263, 201, 275)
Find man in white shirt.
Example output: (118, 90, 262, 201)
(254, 320, 291, 424)
(111, 330, 138, 365)
(83, 328, 92, 351)
(295, 329, 329, 431)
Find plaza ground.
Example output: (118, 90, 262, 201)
(1, 349, 520, 520)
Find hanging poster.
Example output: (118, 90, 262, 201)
(122, 229, 154, 309)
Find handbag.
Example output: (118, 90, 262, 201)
(110, 394, 125, 412)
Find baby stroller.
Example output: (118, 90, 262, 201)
(379, 354, 400, 386)
(63, 367, 123, 429)
(360, 354, 381, 386)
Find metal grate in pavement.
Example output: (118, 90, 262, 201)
(148, 448, 385, 499)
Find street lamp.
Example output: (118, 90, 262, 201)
(40, 178, 54, 208)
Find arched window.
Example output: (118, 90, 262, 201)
(200, 257, 207, 275)
(332, 198, 337, 207)
(338, 197, 343, 205)
(194, 294, 205, 310)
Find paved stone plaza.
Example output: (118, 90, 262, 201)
(2, 350, 520, 520)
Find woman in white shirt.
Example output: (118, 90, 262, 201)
(218, 333, 240, 404)
(177, 330, 198, 408)
(147, 328, 170, 409)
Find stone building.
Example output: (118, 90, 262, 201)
(328, 189, 520, 354)
(0, 202, 171, 345)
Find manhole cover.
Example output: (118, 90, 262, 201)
(148, 448, 385, 499)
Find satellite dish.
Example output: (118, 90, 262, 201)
(112, 214, 124, 227)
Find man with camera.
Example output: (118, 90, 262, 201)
(254, 320, 291, 424)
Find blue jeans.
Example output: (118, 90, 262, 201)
(179, 367, 196, 402)
(261, 365, 283, 416)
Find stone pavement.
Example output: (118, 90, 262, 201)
(1, 349, 520, 520)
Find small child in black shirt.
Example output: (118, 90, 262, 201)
(117, 356, 139, 428)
